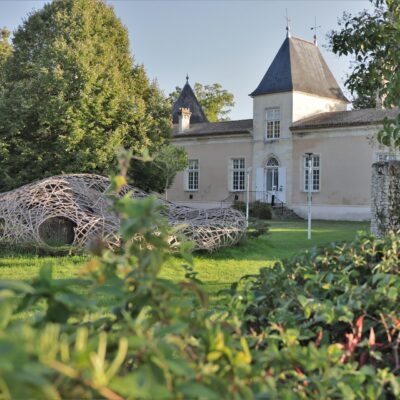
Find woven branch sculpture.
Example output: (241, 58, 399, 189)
(0, 174, 246, 252)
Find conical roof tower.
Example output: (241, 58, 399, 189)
(172, 77, 208, 124)
(250, 36, 348, 102)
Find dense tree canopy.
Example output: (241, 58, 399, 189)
(329, 0, 399, 111)
(128, 145, 188, 195)
(0, 28, 12, 86)
(329, 0, 400, 148)
(169, 82, 235, 122)
(0, 0, 171, 191)
(131, 64, 172, 150)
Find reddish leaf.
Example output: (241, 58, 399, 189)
(294, 367, 308, 387)
(369, 327, 376, 347)
(355, 316, 364, 339)
(391, 316, 400, 330)
(315, 330, 323, 347)
(295, 367, 304, 377)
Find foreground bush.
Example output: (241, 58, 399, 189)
(0, 171, 399, 398)
(238, 232, 400, 378)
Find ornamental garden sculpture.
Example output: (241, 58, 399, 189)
(0, 174, 246, 251)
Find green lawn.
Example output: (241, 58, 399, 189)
(162, 219, 369, 296)
(0, 220, 368, 301)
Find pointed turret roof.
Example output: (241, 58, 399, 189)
(250, 37, 348, 102)
(172, 79, 208, 124)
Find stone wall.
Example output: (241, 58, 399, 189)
(371, 161, 400, 235)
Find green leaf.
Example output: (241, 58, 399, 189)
(39, 264, 53, 284)
(387, 286, 397, 301)
(207, 351, 222, 362)
(0, 290, 15, 329)
(0, 280, 34, 294)
(178, 382, 220, 400)
(338, 382, 355, 399)
(165, 359, 194, 377)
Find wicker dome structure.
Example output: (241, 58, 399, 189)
(0, 174, 246, 251)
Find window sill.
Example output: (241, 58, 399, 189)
(265, 138, 280, 143)
(185, 190, 199, 192)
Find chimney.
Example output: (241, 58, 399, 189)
(178, 107, 192, 133)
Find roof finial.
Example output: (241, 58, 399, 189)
(285, 9, 291, 38)
(311, 17, 321, 46)
(186, 74, 189, 84)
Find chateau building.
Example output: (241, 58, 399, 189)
(168, 35, 399, 221)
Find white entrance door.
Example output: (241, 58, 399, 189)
(265, 157, 281, 203)
(265, 167, 278, 203)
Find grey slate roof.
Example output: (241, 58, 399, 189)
(171, 82, 208, 124)
(291, 108, 400, 131)
(250, 36, 348, 102)
(173, 119, 253, 138)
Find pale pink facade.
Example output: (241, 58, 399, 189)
(168, 36, 398, 220)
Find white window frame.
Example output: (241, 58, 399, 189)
(185, 159, 199, 191)
(265, 107, 281, 140)
(303, 154, 320, 192)
(230, 158, 246, 192)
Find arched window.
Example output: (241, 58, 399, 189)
(266, 157, 279, 167)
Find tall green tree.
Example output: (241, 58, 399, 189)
(329, 0, 400, 148)
(132, 64, 172, 149)
(0, 28, 12, 85)
(329, 1, 399, 110)
(129, 145, 188, 196)
(0, 0, 171, 191)
(0, 28, 12, 162)
(153, 145, 188, 199)
(169, 82, 235, 122)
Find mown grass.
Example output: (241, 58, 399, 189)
(0, 219, 369, 286)
(161, 219, 369, 296)
(0, 219, 369, 314)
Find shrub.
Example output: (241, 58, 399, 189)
(247, 219, 269, 238)
(232, 200, 272, 220)
(236, 232, 400, 377)
(231, 200, 246, 213)
(251, 201, 272, 219)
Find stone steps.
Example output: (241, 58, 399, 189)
(271, 204, 302, 220)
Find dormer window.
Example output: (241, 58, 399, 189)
(265, 108, 280, 140)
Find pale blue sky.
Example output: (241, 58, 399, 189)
(1, 0, 372, 120)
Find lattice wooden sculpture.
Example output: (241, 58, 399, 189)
(0, 174, 246, 251)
